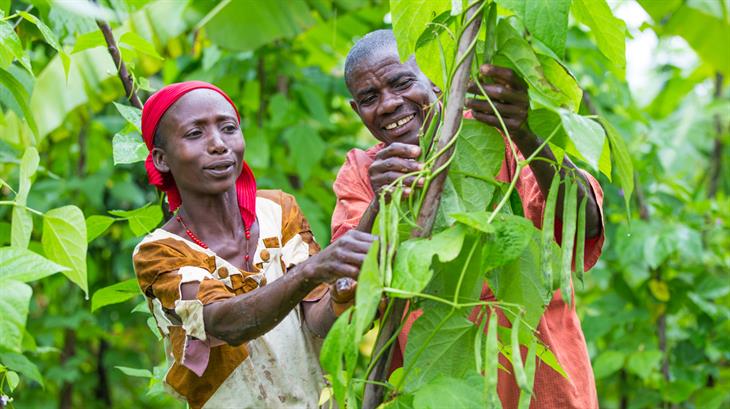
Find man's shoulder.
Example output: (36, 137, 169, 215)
(341, 142, 385, 170)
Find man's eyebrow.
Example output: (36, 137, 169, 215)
(385, 70, 414, 84)
(355, 86, 377, 98)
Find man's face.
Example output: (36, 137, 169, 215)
(348, 52, 439, 146)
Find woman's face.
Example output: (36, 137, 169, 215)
(152, 89, 245, 196)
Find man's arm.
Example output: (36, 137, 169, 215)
(465, 64, 602, 238)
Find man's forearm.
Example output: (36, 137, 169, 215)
(512, 130, 602, 238)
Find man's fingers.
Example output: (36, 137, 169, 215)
(470, 111, 524, 130)
(467, 83, 528, 104)
(376, 142, 421, 160)
(371, 157, 423, 174)
(465, 98, 526, 117)
(479, 64, 526, 90)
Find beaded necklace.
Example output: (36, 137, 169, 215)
(175, 214, 253, 263)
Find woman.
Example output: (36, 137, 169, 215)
(132, 81, 373, 409)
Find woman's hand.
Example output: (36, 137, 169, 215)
(300, 230, 376, 284)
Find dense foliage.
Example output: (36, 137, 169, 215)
(0, 0, 727, 408)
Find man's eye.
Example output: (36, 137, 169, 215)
(395, 79, 413, 90)
(360, 95, 376, 105)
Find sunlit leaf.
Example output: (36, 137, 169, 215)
(119, 31, 163, 60)
(354, 240, 381, 336)
(115, 366, 153, 378)
(109, 203, 162, 237)
(571, 0, 626, 72)
(0, 67, 38, 138)
(42, 205, 88, 295)
(0, 352, 44, 387)
(112, 131, 148, 165)
(0, 246, 69, 283)
(559, 110, 606, 172)
(18, 11, 70, 77)
(0, 280, 32, 352)
(523, 0, 570, 58)
(91, 279, 141, 312)
(85, 215, 115, 242)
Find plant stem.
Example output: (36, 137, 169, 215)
(0, 201, 44, 216)
(95, 19, 143, 109)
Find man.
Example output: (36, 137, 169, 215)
(331, 30, 604, 409)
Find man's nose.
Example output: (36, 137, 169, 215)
(379, 90, 403, 114)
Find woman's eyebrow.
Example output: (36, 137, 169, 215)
(177, 113, 238, 128)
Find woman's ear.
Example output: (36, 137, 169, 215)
(151, 147, 170, 173)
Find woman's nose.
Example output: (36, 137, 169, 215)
(207, 130, 229, 154)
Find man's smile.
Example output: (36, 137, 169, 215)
(382, 113, 416, 130)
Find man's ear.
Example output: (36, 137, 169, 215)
(151, 147, 170, 173)
(349, 100, 360, 116)
(431, 82, 442, 96)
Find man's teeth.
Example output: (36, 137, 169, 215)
(384, 114, 415, 130)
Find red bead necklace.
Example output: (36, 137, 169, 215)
(175, 214, 252, 263)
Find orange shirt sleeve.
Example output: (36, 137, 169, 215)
(331, 146, 380, 241)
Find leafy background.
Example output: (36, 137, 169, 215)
(0, 0, 727, 408)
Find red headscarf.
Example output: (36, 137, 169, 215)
(141, 81, 256, 230)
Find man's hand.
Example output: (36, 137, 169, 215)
(301, 230, 375, 284)
(368, 142, 424, 197)
(466, 64, 529, 139)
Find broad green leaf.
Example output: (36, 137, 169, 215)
(571, 0, 626, 71)
(113, 102, 142, 132)
(11, 206, 32, 249)
(0, 247, 69, 282)
(109, 203, 162, 237)
(391, 0, 452, 90)
(115, 366, 153, 378)
(490, 230, 554, 327)
(0, 280, 32, 352)
(481, 212, 535, 272)
(320, 310, 357, 407)
(0, 352, 44, 387)
(592, 350, 626, 379)
(626, 350, 662, 381)
(71, 30, 106, 54)
(538, 55, 582, 112)
(85, 215, 115, 242)
(541, 174, 559, 299)
(524, 0, 570, 58)
(404, 305, 477, 392)
(0, 68, 38, 138)
(450, 212, 495, 234)
(413, 375, 486, 409)
(112, 131, 148, 165)
(119, 31, 163, 60)
(0, 20, 32, 73)
(354, 240, 381, 336)
(282, 124, 325, 183)
(18, 11, 70, 77)
(559, 180, 578, 307)
(599, 118, 633, 216)
(91, 279, 141, 312)
(450, 121, 504, 212)
(391, 224, 466, 295)
(42, 205, 88, 295)
(559, 110, 606, 172)
(201, 0, 315, 52)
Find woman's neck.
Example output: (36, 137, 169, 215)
(176, 187, 244, 240)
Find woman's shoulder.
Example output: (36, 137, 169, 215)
(256, 189, 301, 212)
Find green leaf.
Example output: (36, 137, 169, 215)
(0, 67, 38, 138)
(524, 0, 570, 58)
(282, 124, 325, 183)
(71, 30, 105, 54)
(599, 117, 633, 217)
(571, 0, 626, 71)
(450, 121, 505, 212)
(91, 279, 141, 312)
(11, 147, 40, 248)
(6, 370, 19, 391)
(354, 240, 381, 335)
(320, 310, 357, 407)
(115, 366, 153, 378)
(112, 131, 148, 165)
(559, 180, 578, 307)
(404, 305, 477, 392)
(85, 215, 115, 243)
(119, 31, 163, 60)
(0, 20, 32, 73)
(0, 280, 32, 352)
(559, 110, 606, 172)
(11, 206, 32, 249)
(201, 0, 315, 52)
(481, 212, 535, 271)
(626, 350, 662, 381)
(391, 0, 452, 90)
(592, 350, 626, 379)
(42, 205, 88, 295)
(113, 102, 142, 132)
(538, 55, 582, 112)
(0, 247, 69, 282)
(450, 212, 495, 234)
(413, 375, 486, 409)
(391, 225, 466, 295)
(109, 203, 162, 237)
(18, 11, 70, 77)
(490, 229, 554, 327)
(0, 352, 44, 387)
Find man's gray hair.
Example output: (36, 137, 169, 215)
(344, 29, 399, 89)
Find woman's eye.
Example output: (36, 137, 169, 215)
(223, 124, 238, 133)
(185, 129, 202, 138)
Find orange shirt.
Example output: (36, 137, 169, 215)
(331, 131, 604, 409)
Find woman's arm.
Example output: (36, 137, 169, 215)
(182, 230, 374, 346)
